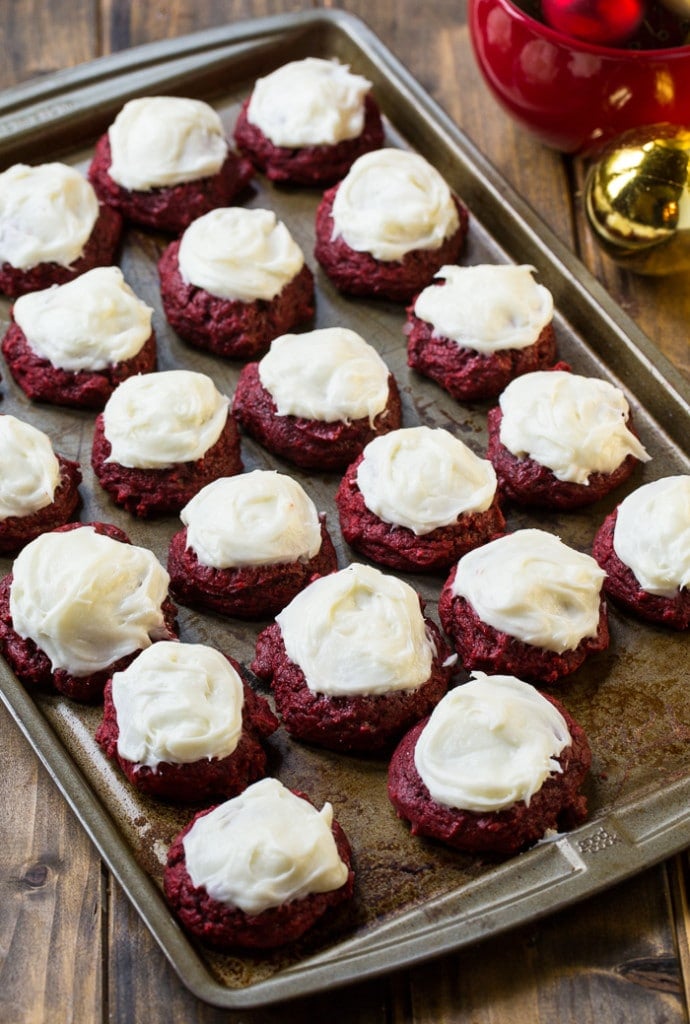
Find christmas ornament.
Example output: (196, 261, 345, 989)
(584, 124, 690, 274)
(541, 0, 645, 44)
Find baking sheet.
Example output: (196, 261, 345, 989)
(0, 9, 689, 1010)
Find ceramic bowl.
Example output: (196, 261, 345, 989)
(468, 0, 690, 153)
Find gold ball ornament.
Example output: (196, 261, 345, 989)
(584, 123, 690, 275)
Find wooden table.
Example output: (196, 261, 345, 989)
(1, 2, 688, 1022)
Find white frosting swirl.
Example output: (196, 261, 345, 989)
(247, 57, 372, 147)
(498, 370, 650, 484)
(181, 470, 322, 568)
(613, 475, 690, 597)
(0, 415, 61, 520)
(414, 672, 571, 812)
(414, 264, 553, 353)
(276, 562, 435, 696)
(330, 148, 459, 261)
(258, 328, 390, 423)
(12, 266, 153, 371)
(107, 96, 228, 190)
(356, 426, 497, 535)
(182, 777, 349, 914)
(177, 207, 305, 302)
(102, 370, 229, 469)
(111, 641, 244, 768)
(451, 529, 606, 653)
(9, 525, 171, 676)
(0, 162, 99, 270)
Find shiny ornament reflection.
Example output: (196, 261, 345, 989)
(540, 0, 645, 43)
(585, 124, 690, 274)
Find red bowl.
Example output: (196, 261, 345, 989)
(468, 0, 690, 153)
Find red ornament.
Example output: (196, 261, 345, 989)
(541, 0, 646, 44)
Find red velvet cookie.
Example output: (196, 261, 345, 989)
(0, 457, 81, 555)
(0, 204, 122, 299)
(91, 370, 242, 518)
(158, 237, 315, 361)
(252, 563, 453, 753)
(313, 148, 468, 303)
(0, 521, 178, 702)
(168, 519, 338, 620)
(591, 476, 690, 630)
(233, 93, 385, 186)
(438, 530, 610, 685)
(486, 367, 649, 510)
(164, 779, 355, 950)
(2, 319, 157, 409)
(87, 93, 254, 234)
(233, 362, 401, 472)
(315, 188, 468, 303)
(95, 649, 279, 803)
(335, 427, 506, 573)
(388, 677, 592, 856)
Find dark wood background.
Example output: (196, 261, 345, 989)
(0, 2, 688, 1023)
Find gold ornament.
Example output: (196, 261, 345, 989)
(657, 0, 690, 16)
(584, 123, 690, 275)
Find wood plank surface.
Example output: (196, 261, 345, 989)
(0, 2, 688, 1023)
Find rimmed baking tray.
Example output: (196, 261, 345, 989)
(0, 8, 689, 1010)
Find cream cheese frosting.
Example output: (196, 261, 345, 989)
(258, 327, 390, 424)
(276, 562, 435, 696)
(613, 475, 690, 597)
(102, 369, 229, 469)
(355, 426, 497, 535)
(181, 470, 322, 569)
(9, 525, 171, 676)
(107, 96, 228, 191)
(111, 641, 244, 768)
(177, 207, 305, 302)
(498, 369, 650, 484)
(12, 266, 153, 371)
(413, 264, 553, 353)
(330, 148, 459, 261)
(182, 776, 349, 914)
(0, 162, 99, 270)
(0, 415, 61, 520)
(414, 672, 571, 812)
(246, 57, 372, 147)
(451, 528, 606, 653)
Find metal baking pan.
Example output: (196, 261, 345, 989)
(0, 9, 688, 1010)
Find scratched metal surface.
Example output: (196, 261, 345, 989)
(0, 10, 688, 1009)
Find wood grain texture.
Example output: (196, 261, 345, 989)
(0, 2, 688, 1023)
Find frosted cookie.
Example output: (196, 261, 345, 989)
(95, 641, 279, 802)
(232, 327, 402, 471)
(405, 264, 558, 401)
(388, 672, 592, 856)
(158, 207, 315, 359)
(0, 522, 178, 702)
(167, 470, 338, 619)
(0, 163, 122, 297)
(0, 415, 81, 553)
(91, 369, 242, 518)
(2, 267, 157, 408)
(592, 475, 690, 630)
(87, 96, 254, 233)
(252, 562, 453, 753)
(233, 57, 385, 185)
(314, 148, 468, 302)
(164, 777, 355, 949)
(438, 528, 610, 684)
(335, 426, 506, 572)
(487, 366, 650, 509)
